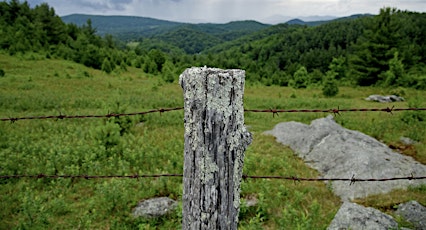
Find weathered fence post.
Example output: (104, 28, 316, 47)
(180, 67, 252, 229)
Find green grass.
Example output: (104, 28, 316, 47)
(0, 53, 425, 229)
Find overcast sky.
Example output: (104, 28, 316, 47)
(27, 0, 426, 24)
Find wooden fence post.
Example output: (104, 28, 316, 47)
(180, 67, 252, 229)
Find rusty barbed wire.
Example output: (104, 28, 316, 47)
(0, 174, 183, 179)
(242, 174, 426, 183)
(244, 107, 426, 117)
(0, 107, 184, 122)
(1, 174, 425, 184)
(1, 107, 425, 122)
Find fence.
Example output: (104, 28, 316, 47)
(2, 107, 424, 185)
(2, 106, 424, 185)
(2, 107, 425, 122)
(1, 67, 426, 229)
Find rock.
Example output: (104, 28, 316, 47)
(264, 115, 426, 200)
(327, 202, 398, 230)
(132, 197, 178, 218)
(395, 200, 426, 230)
(242, 196, 258, 207)
(365, 94, 405, 103)
(400, 137, 417, 145)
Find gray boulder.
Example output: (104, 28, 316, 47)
(264, 115, 426, 200)
(365, 94, 405, 103)
(327, 202, 398, 230)
(395, 200, 426, 230)
(132, 197, 178, 218)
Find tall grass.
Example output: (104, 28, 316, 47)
(0, 54, 425, 229)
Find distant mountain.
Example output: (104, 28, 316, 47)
(61, 14, 270, 42)
(286, 14, 373, 26)
(287, 18, 336, 26)
(61, 13, 372, 54)
(61, 14, 184, 38)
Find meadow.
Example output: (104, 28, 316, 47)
(0, 53, 425, 229)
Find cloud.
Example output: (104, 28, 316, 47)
(67, 0, 133, 11)
(26, 0, 426, 23)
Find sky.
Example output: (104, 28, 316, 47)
(26, 0, 426, 24)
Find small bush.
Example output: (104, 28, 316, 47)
(0, 69, 5, 77)
(322, 78, 339, 97)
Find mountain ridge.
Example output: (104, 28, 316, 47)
(61, 13, 374, 54)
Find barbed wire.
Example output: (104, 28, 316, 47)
(0, 107, 184, 122)
(1, 174, 425, 185)
(244, 107, 426, 117)
(1, 107, 425, 122)
(0, 174, 183, 179)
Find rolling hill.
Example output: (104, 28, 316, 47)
(61, 14, 270, 43)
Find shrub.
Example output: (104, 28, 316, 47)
(101, 58, 113, 74)
(322, 71, 339, 97)
(290, 66, 308, 89)
(0, 68, 5, 77)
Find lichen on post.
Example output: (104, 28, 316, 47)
(180, 67, 252, 229)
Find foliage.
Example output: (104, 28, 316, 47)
(0, 1, 128, 71)
(322, 74, 339, 97)
(383, 51, 407, 87)
(101, 57, 113, 74)
(148, 49, 166, 72)
(0, 54, 425, 229)
(1, 2, 425, 89)
(290, 66, 309, 89)
(349, 8, 425, 86)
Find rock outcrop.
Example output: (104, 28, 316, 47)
(264, 115, 426, 201)
(327, 202, 398, 230)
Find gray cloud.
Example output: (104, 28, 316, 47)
(27, 0, 426, 23)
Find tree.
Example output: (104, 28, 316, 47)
(384, 51, 407, 86)
(308, 69, 324, 85)
(349, 7, 403, 86)
(33, 3, 66, 45)
(322, 71, 339, 97)
(328, 56, 346, 80)
(290, 66, 308, 88)
(162, 62, 176, 83)
(148, 49, 166, 72)
(143, 58, 157, 74)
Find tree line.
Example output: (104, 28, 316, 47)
(1, 1, 425, 91)
(189, 8, 426, 89)
(0, 1, 176, 80)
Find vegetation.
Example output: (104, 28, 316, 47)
(0, 1, 425, 229)
(2, 1, 425, 89)
(0, 53, 425, 229)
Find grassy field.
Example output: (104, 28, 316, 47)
(0, 53, 425, 229)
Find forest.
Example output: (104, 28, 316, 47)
(1, 0, 425, 91)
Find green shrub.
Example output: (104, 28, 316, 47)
(0, 69, 5, 77)
(101, 58, 113, 74)
(322, 74, 339, 97)
(290, 66, 308, 89)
